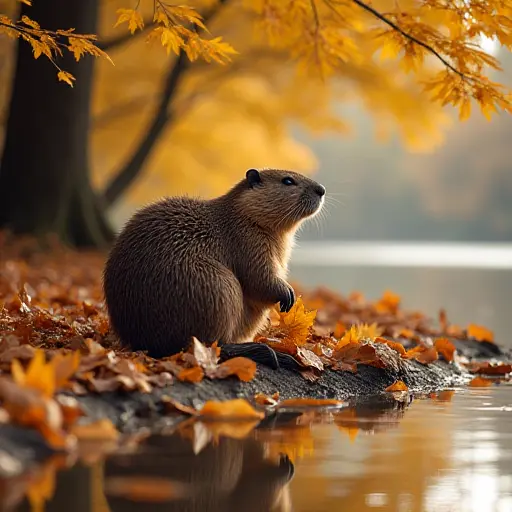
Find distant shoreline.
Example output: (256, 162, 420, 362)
(292, 241, 512, 269)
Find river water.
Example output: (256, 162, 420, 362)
(4, 386, 512, 512)
(3, 244, 512, 512)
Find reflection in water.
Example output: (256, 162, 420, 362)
(2, 388, 512, 511)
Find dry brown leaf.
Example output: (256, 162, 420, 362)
(404, 345, 439, 364)
(215, 357, 257, 382)
(374, 337, 406, 356)
(199, 399, 265, 420)
(191, 337, 219, 377)
(296, 346, 324, 372)
(467, 362, 512, 375)
(200, 420, 261, 440)
(385, 380, 408, 392)
(161, 395, 198, 416)
(0, 344, 35, 364)
(467, 324, 494, 343)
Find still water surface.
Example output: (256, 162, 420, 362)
(5, 386, 512, 512)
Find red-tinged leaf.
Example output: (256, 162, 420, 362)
(385, 380, 408, 392)
(434, 338, 456, 362)
(467, 362, 512, 375)
(177, 366, 204, 383)
(161, 395, 198, 416)
(296, 346, 324, 371)
(469, 376, 494, 387)
(467, 324, 494, 343)
(215, 357, 257, 382)
(199, 399, 265, 420)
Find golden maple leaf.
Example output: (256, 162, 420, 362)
(336, 323, 383, 350)
(277, 297, 317, 345)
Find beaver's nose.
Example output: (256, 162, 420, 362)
(314, 184, 326, 197)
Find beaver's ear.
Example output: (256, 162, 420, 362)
(246, 168, 262, 188)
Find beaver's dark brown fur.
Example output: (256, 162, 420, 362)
(102, 168, 325, 358)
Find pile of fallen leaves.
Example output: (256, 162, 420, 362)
(0, 234, 511, 452)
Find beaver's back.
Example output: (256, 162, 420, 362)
(103, 197, 242, 357)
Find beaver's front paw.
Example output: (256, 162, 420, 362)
(278, 283, 295, 313)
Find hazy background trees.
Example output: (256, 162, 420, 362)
(0, 0, 511, 245)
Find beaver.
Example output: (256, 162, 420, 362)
(102, 168, 325, 367)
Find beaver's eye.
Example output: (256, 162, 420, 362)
(282, 177, 296, 186)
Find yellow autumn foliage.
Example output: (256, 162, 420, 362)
(2, 0, 512, 206)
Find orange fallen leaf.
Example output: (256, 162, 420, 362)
(469, 376, 493, 387)
(447, 324, 463, 337)
(70, 418, 119, 441)
(177, 366, 204, 383)
(385, 380, 408, 392)
(277, 398, 345, 408)
(404, 345, 438, 364)
(374, 337, 406, 356)
(199, 399, 265, 420)
(199, 420, 261, 440)
(336, 323, 382, 349)
(398, 328, 415, 339)
(467, 324, 494, 343)
(11, 349, 55, 398)
(215, 357, 257, 382)
(434, 338, 456, 362)
(374, 290, 401, 314)
(254, 392, 279, 407)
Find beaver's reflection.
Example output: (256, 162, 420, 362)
(103, 426, 295, 512)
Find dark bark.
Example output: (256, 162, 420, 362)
(0, 0, 114, 248)
(102, 0, 229, 208)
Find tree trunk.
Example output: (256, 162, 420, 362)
(0, 0, 113, 248)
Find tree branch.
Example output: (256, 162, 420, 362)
(102, 0, 229, 208)
(349, 0, 469, 80)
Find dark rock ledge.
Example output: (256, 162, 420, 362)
(0, 336, 509, 478)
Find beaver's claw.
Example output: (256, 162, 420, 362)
(279, 285, 295, 313)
